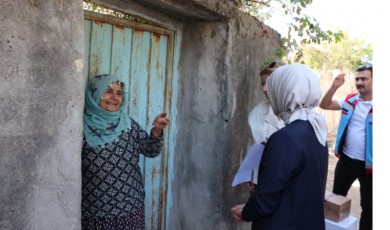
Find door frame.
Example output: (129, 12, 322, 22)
(84, 7, 177, 229)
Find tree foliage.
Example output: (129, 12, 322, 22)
(230, 0, 344, 62)
(301, 33, 373, 71)
(83, 0, 148, 24)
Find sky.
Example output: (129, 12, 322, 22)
(304, 0, 374, 44)
(265, 1, 388, 227)
(264, 0, 375, 45)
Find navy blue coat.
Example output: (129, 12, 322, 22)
(242, 120, 328, 230)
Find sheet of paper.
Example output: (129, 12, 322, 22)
(232, 143, 265, 187)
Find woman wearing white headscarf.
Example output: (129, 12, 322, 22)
(232, 64, 329, 230)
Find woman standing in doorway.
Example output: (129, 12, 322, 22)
(81, 74, 170, 229)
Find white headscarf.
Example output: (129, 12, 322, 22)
(266, 64, 328, 146)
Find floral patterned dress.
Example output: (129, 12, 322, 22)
(81, 118, 163, 230)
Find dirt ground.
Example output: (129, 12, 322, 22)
(326, 152, 362, 219)
(325, 129, 361, 221)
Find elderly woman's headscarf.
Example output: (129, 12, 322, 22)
(266, 64, 328, 146)
(83, 74, 130, 147)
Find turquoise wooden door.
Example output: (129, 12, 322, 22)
(84, 11, 174, 229)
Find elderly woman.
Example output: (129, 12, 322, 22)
(81, 74, 170, 229)
(232, 64, 329, 230)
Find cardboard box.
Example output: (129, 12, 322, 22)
(324, 191, 351, 222)
(325, 215, 358, 230)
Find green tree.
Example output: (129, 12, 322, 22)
(301, 33, 372, 71)
(230, 0, 344, 62)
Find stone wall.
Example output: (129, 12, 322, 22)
(0, 1, 84, 229)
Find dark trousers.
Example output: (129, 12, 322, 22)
(333, 153, 372, 230)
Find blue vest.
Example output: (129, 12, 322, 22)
(335, 93, 372, 173)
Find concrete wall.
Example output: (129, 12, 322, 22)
(0, 1, 84, 229)
(0, 0, 281, 229)
(172, 11, 281, 230)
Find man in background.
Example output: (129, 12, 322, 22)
(319, 64, 373, 230)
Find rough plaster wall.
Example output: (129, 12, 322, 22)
(222, 12, 281, 230)
(172, 22, 229, 230)
(126, 0, 237, 21)
(171, 10, 281, 230)
(0, 1, 84, 229)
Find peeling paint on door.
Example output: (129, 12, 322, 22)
(84, 10, 174, 229)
